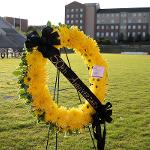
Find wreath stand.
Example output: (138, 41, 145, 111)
(20, 26, 113, 150)
(45, 48, 97, 150)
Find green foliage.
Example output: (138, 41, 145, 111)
(13, 52, 32, 103)
(97, 38, 111, 45)
(12, 69, 22, 76)
(47, 21, 51, 27)
(0, 54, 150, 150)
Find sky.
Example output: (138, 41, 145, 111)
(0, 0, 150, 26)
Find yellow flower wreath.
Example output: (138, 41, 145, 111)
(23, 25, 108, 131)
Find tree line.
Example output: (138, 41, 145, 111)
(97, 32, 150, 45)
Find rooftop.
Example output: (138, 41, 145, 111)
(97, 7, 150, 13)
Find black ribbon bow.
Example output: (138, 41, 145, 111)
(25, 26, 60, 57)
(25, 27, 112, 150)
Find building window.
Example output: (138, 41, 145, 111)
(128, 32, 130, 37)
(71, 14, 74, 18)
(106, 25, 109, 30)
(106, 14, 110, 17)
(115, 25, 119, 29)
(101, 32, 104, 37)
(143, 25, 146, 29)
(75, 20, 78, 23)
(101, 13, 104, 17)
(97, 25, 100, 29)
(142, 32, 146, 37)
(80, 26, 83, 29)
(111, 14, 114, 17)
(80, 20, 83, 24)
(80, 14, 83, 18)
(121, 13, 127, 17)
(111, 19, 114, 23)
(75, 8, 79, 12)
(128, 25, 131, 29)
(80, 8, 83, 12)
(71, 20, 74, 24)
(66, 9, 69, 13)
(143, 13, 146, 17)
(66, 20, 70, 24)
(101, 19, 104, 23)
(138, 13, 142, 17)
(111, 25, 114, 30)
(75, 14, 78, 18)
(123, 20, 127, 23)
(111, 32, 114, 37)
(106, 32, 109, 37)
(115, 32, 118, 37)
(97, 20, 100, 24)
(138, 25, 141, 29)
(120, 25, 124, 29)
(132, 32, 136, 37)
(138, 19, 142, 23)
(66, 15, 70, 18)
(128, 19, 132, 23)
(133, 25, 136, 29)
(120, 25, 126, 29)
(71, 9, 74, 12)
(97, 14, 100, 18)
(133, 13, 137, 17)
(96, 32, 100, 37)
(121, 14, 123, 17)
(101, 25, 104, 30)
(115, 13, 119, 17)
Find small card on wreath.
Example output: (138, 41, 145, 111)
(92, 65, 105, 78)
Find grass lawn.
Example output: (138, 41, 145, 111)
(0, 53, 150, 150)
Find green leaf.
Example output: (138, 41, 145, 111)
(13, 70, 22, 76)
(47, 21, 51, 27)
(18, 88, 26, 95)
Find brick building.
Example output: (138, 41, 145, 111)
(65, 1, 150, 44)
(4, 17, 28, 32)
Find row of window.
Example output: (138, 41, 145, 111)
(97, 18, 146, 24)
(66, 14, 83, 19)
(66, 8, 84, 13)
(97, 12, 147, 18)
(125, 25, 147, 30)
(127, 32, 146, 37)
(122, 19, 143, 24)
(96, 24, 147, 30)
(66, 19, 83, 24)
(97, 25, 119, 30)
(97, 13, 119, 18)
(96, 32, 119, 38)
(96, 31, 146, 38)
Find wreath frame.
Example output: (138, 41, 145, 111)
(17, 25, 108, 131)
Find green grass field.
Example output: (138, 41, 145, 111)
(0, 54, 150, 150)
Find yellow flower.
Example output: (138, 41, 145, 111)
(21, 25, 108, 131)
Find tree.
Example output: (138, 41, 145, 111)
(98, 38, 111, 45)
(47, 21, 51, 27)
(135, 34, 142, 42)
(118, 33, 124, 43)
(127, 33, 134, 43)
(27, 26, 36, 32)
(144, 33, 150, 42)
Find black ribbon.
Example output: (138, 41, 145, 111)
(92, 102, 112, 150)
(25, 27, 60, 56)
(25, 27, 112, 150)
